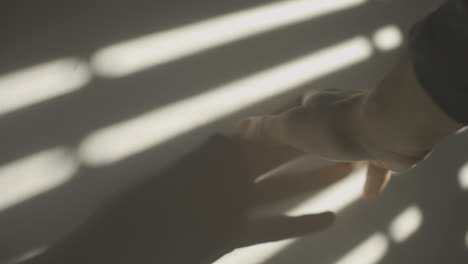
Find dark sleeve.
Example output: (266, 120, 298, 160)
(408, 0, 468, 124)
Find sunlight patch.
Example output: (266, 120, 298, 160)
(458, 162, 468, 190)
(214, 165, 365, 264)
(286, 166, 366, 215)
(0, 58, 91, 116)
(0, 148, 78, 211)
(92, 0, 366, 77)
(372, 25, 402, 51)
(334, 233, 389, 264)
(80, 37, 372, 166)
(388, 205, 423, 243)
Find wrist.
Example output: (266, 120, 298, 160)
(355, 53, 463, 170)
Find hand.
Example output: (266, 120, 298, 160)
(238, 52, 463, 200)
(238, 90, 394, 200)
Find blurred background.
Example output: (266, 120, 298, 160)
(1, 0, 468, 263)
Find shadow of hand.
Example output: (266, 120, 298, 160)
(27, 135, 354, 264)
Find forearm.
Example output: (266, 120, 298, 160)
(408, 0, 468, 124)
(355, 1, 468, 170)
(359, 51, 464, 163)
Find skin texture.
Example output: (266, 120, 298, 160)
(238, 51, 464, 200)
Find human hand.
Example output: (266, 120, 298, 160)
(237, 89, 396, 200)
(238, 52, 463, 200)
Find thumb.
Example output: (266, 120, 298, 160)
(363, 161, 392, 200)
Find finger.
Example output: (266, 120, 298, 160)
(379, 149, 433, 173)
(232, 96, 306, 178)
(236, 94, 302, 139)
(237, 104, 309, 151)
(363, 162, 392, 200)
(237, 212, 335, 247)
(251, 162, 356, 207)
